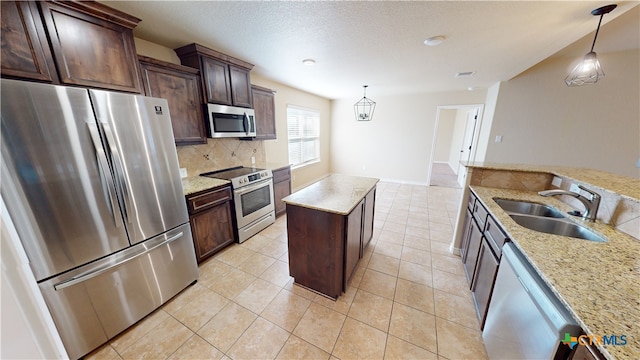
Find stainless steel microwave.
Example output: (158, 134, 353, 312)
(207, 104, 256, 138)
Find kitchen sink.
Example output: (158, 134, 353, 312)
(494, 198, 566, 218)
(509, 214, 606, 242)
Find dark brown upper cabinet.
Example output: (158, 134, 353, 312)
(175, 43, 254, 108)
(39, 1, 142, 93)
(1, 1, 58, 83)
(250, 85, 277, 140)
(138, 56, 207, 145)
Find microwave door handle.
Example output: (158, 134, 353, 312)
(243, 112, 250, 136)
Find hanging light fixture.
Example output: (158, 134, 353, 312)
(354, 85, 376, 121)
(565, 4, 617, 87)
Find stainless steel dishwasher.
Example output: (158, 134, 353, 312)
(482, 243, 581, 359)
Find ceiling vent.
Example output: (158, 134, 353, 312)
(455, 71, 475, 78)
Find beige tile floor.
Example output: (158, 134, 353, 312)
(86, 181, 488, 360)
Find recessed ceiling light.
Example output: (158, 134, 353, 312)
(455, 71, 475, 78)
(423, 36, 446, 46)
(302, 59, 316, 66)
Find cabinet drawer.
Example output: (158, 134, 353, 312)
(473, 199, 489, 228)
(273, 167, 291, 183)
(187, 187, 232, 214)
(468, 191, 477, 211)
(484, 215, 509, 258)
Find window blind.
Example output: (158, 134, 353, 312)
(287, 105, 320, 167)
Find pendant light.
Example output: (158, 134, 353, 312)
(565, 4, 617, 87)
(354, 85, 376, 121)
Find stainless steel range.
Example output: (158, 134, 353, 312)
(202, 166, 275, 242)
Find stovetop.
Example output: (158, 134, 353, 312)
(201, 166, 265, 180)
(201, 166, 272, 188)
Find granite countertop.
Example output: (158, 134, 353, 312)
(265, 162, 292, 171)
(181, 176, 230, 196)
(283, 174, 379, 215)
(470, 186, 639, 360)
(462, 162, 640, 201)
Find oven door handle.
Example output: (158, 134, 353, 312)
(234, 178, 273, 196)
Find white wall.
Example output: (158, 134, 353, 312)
(1, 199, 68, 359)
(484, 48, 640, 178)
(330, 90, 487, 184)
(434, 110, 456, 162)
(251, 74, 332, 190)
(447, 109, 468, 173)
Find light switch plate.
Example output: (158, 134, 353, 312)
(551, 176, 562, 187)
(179, 168, 187, 178)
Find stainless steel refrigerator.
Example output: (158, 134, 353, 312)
(1, 79, 199, 359)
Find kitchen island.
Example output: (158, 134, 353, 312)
(283, 174, 378, 299)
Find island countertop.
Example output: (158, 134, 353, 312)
(283, 174, 379, 215)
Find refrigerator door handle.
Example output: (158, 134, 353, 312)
(87, 122, 122, 228)
(101, 122, 134, 224)
(53, 231, 184, 291)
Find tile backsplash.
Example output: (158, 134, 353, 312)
(176, 138, 266, 176)
(468, 168, 640, 240)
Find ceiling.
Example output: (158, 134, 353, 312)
(104, 1, 640, 100)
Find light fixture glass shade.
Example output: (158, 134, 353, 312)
(565, 51, 605, 86)
(354, 86, 376, 121)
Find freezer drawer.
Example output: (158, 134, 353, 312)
(38, 223, 198, 359)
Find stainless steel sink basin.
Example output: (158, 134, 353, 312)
(494, 198, 565, 218)
(509, 215, 606, 242)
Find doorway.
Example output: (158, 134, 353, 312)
(428, 104, 483, 188)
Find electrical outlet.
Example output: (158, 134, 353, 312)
(251, 156, 255, 165)
(551, 176, 562, 187)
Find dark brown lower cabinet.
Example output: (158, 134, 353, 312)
(471, 237, 499, 328)
(361, 188, 376, 255)
(461, 188, 510, 329)
(459, 208, 473, 262)
(286, 186, 376, 299)
(187, 185, 235, 263)
(345, 200, 364, 284)
(463, 217, 483, 285)
(272, 166, 291, 217)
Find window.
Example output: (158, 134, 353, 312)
(287, 105, 320, 168)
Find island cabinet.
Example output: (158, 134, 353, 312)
(460, 188, 509, 329)
(175, 43, 254, 108)
(284, 174, 378, 299)
(138, 56, 207, 145)
(186, 185, 235, 264)
(272, 165, 291, 217)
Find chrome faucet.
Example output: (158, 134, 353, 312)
(538, 185, 601, 222)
